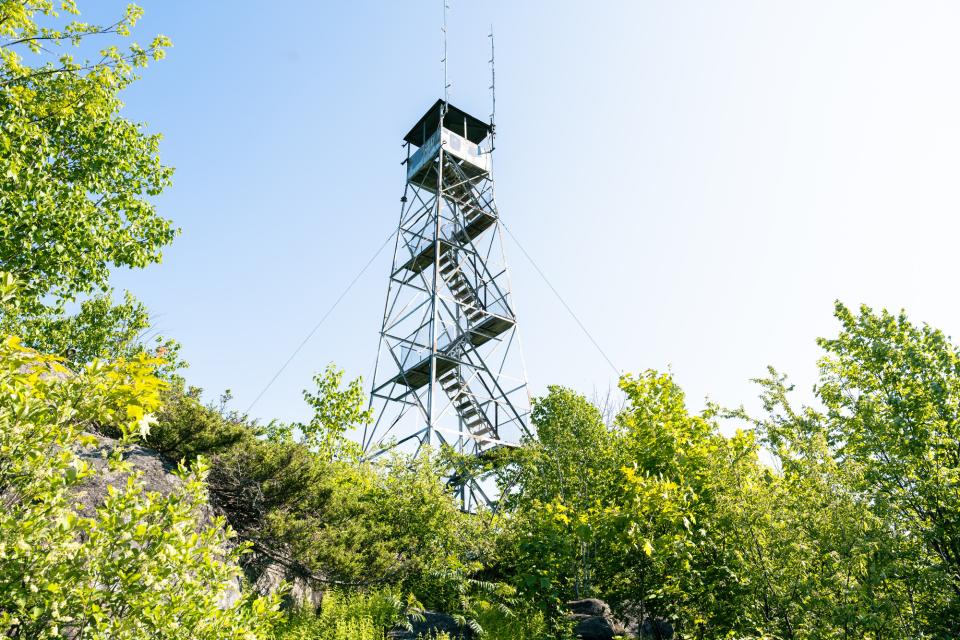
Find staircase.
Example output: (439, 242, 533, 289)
(436, 247, 496, 441)
(401, 165, 495, 275)
(438, 250, 484, 325)
(438, 368, 494, 439)
(446, 179, 484, 218)
(444, 162, 496, 240)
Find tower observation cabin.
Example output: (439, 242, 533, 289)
(405, 99, 493, 188)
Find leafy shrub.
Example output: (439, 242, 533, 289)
(148, 374, 487, 601)
(0, 336, 280, 639)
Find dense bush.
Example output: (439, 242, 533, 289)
(0, 336, 280, 638)
(98, 303, 960, 639)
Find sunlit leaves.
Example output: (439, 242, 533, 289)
(0, 1, 175, 315)
(0, 335, 281, 638)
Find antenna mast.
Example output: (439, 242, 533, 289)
(441, 0, 450, 109)
(488, 26, 496, 128)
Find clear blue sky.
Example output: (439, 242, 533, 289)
(101, 1, 960, 426)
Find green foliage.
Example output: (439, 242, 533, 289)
(469, 602, 549, 640)
(1, 289, 184, 373)
(149, 373, 483, 606)
(145, 381, 250, 461)
(0, 1, 175, 313)
(272, 589, 413, 640)
(817, 303, 960, 596)
(0, 0, 181, 371)
(264, 364, 372, 462)
(271, 585, 542, 640)
(743, 303, 960, 637)
(498, 375, 755, 631)
(497, 386, 619, 606)
(495, 304, 960, 638)
(0, 335, 280, 638)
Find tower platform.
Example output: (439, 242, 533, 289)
(400, 206, 497, 274)
(388, 314, 515, 390)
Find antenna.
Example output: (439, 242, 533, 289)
(488, 26, 496, 127)
(441, 0, 450, 111)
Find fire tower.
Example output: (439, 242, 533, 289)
(363, 99, 531, 510)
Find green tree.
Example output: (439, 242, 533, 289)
(817, 304, 960, 604)
(0, 1, 175, 313)
(264, 364, 373, 462)
(2, 290, 183, 371)
(1, 1, 179, 369)
(499, 376, 784, 637)
(744, 303, 960, 637)
(613, 372, 762, 633)
(496, 386, 620, 609)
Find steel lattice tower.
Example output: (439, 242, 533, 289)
(363, 100, 530, 510)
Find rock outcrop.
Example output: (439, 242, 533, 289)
(241, 550, 325, 611)
(566, 598, 628, 639)
(73, 433, 242, 608)
(387, 610, 472, 640)
(77, 432, 331, 611)
(75, 434, 189, 515)
(639, 618, 674, 639)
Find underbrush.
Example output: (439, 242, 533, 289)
(469, 605, 551, 640)
(270, 588, 549, 640)
(271, 589, 414, 640)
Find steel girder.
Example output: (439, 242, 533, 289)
(364, 136, 531, 511)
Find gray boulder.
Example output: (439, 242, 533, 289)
(73, 433, 241, 608)
(566, 599, 628, 640)
(639, 618, 674, 639)
(387, 610, 473, 639)
(568, 598, 612, 618)
(241, 550, 325, 611)
(76, 434, 326, 611)
(75, 434, 188, 516)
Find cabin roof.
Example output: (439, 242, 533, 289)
(404, 99, 492, 147)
